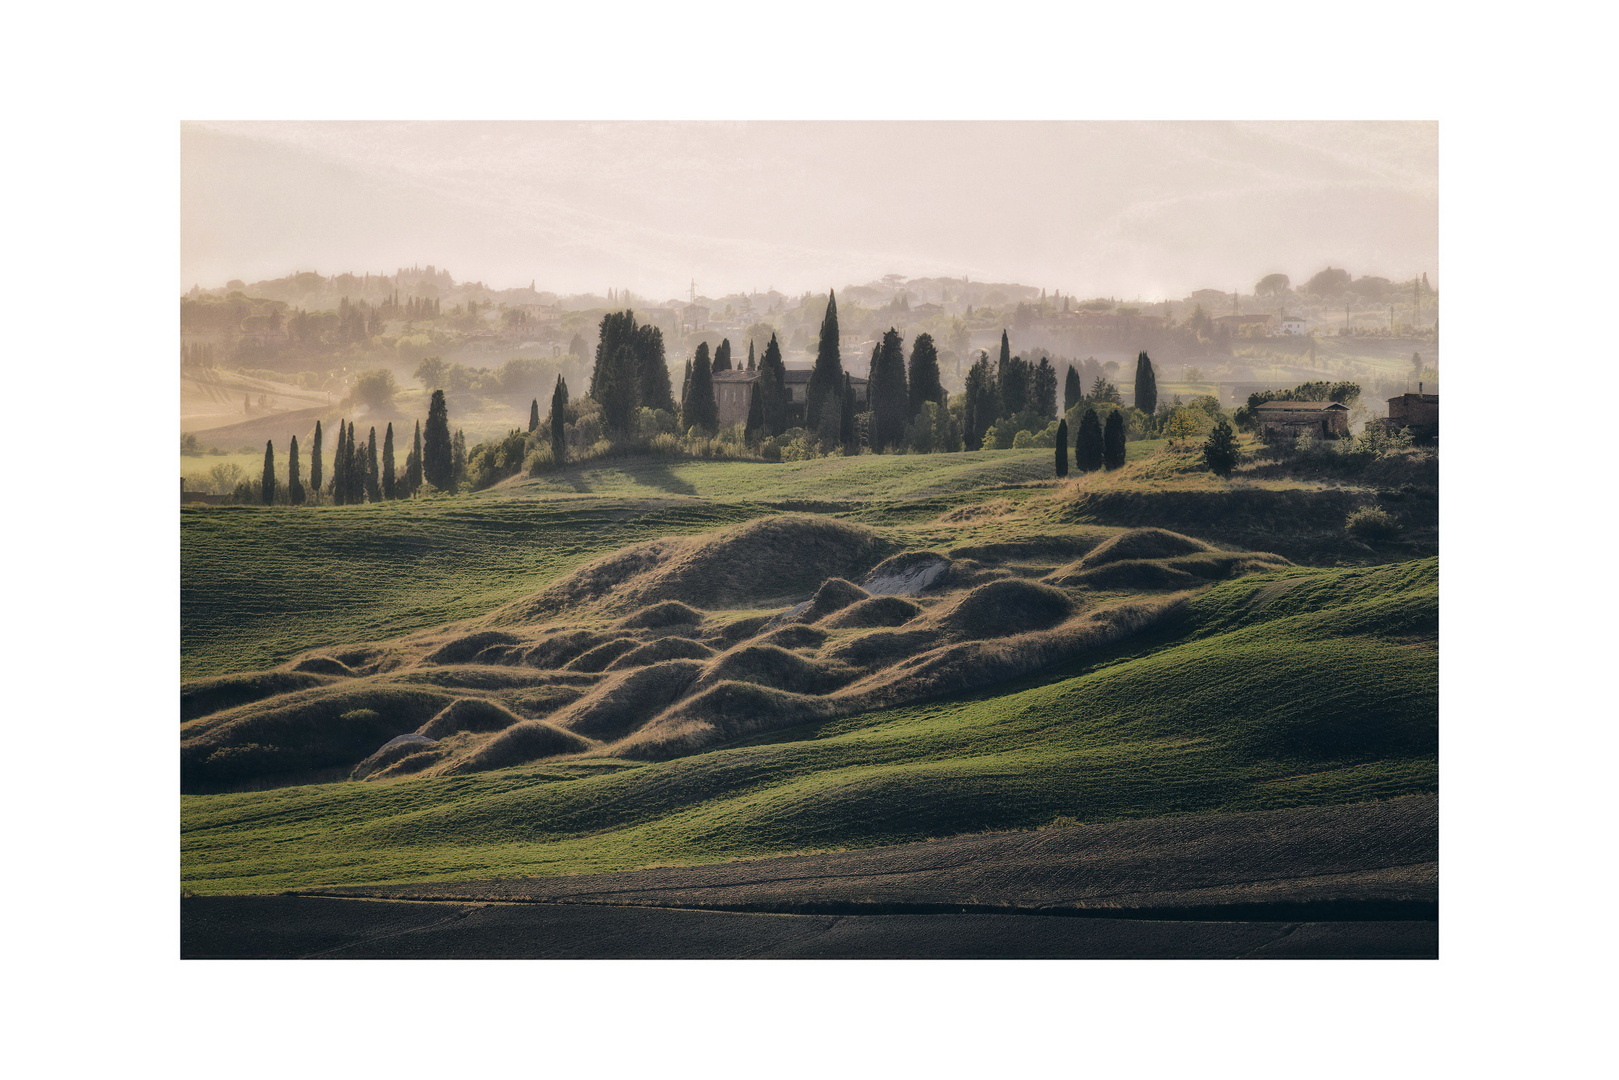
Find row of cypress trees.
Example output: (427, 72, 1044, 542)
(1052, 406, 1128, 477)
(255, 387, 455, 505)
(960, 331, 1063, 449)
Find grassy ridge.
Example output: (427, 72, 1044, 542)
(181, 560, 1437, 894)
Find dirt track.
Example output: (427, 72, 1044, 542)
(184, 795, 1437, 959)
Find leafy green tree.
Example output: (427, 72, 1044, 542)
(1103, 410, 1126, 470)
(1165, 407, 1199, 445)
(310, 420, 323, 505)
(261, 440, 275, 505)
(365, 427, 381, 501)
(596, 344, 640, 438)
(1133, 352, 1157, 417)
(423, 390, 452, 489)
(712, 338, 732, 373)
(569, 333, 588, 362)
(407, 420, 423, 495)
(382, 423, 396, 499)
(288, 436, 304, 504)
(1075, 408, 1104, 472)
(1063, 365, 1082, 413)
(869, 328, 910, 451)
(757, 333, 789, 437)
(680, 342, 717, 434)
(1202, 419, 1239, 477)
(1303, 267, 1352, 296)
(806, 290, 843, 430)
(1255, 273, 1290, 296)
(907, 332, 944, 418)
(551, 375, 569, 462)
(529, 398, 540, 432)
(1055, 418, 1069, 477)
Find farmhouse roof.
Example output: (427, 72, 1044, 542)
(1254, 400, 1348, 411)
(712, 369, 757, 383)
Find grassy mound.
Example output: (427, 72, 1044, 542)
(180, 671, 334, 722)
(713, 615, 771, 645)
(513, 685, 588, 718)
(755, 625, 828, 651)
(499, 515, 896, 619)
(619, 600, 705, 629)
(802, 578, 870, 622)
(422, 630, 524, 665)
(937, 579, 1075, 638)
(289, 656, 356, 677)
(521, 630, 612, 670)
(564, 638, 641, 673)
(448, 720, 593, 774)
(1077, 528, 1213, 568)
(821, 596, 923, 629)
(823, 628, 939, 668)
(620, 681, 833, 760)
(696, 644, 859, 696)
(1058, 559, 1200, 592)
(417, 697, 527, 739)
(554, 660, 706, 741)
(181, 684, 455, 792)
(350, 734, 438, 780)
(862, 551, 952, 596)
(394, 666, 590, 691)
(605, 637, 716, 670)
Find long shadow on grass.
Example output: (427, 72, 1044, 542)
(635, 463, 699, 497)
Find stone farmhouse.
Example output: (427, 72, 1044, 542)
(712, 367, 870, 429)
(1254, 400, 1351, 439)
(1383, 389, 1439, 442)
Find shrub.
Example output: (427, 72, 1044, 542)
(1345, 505, 1403, 542)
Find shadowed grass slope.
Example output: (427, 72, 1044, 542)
(181, 559, 1437, 894)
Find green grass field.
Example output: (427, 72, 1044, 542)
(181, 559, 1437, 893)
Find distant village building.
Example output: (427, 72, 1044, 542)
(711, 366, 870, 429)
(1278, 317, 1308, 336)
(1254, 400, 1351, 439)
(1384, 388, 1439, 442)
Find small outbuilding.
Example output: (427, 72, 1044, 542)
(1254, 400, 1351, 439)
(1386, 390, 1439, 442)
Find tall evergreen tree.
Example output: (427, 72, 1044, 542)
(1064, 365, 1083, 413)
(840, 372, 857, 453)
(1202, 419, 1239, 477)
(963, 351, 998, 450)
(1075, 408, 1104, 472)
(635, 323, 674, 413)
(869, 328, 910, 451)
(423, 390, 452, 489)
(569, 333, 588, 361)
(261, 440, 275, 505)
(746, 340, 755, 371)
(550, 374, 569, 462)
(999, 329, 1011, 371)
(529, 398, 541, 432)
(712, 338, 732, 372)
(999, 352, 1030, 416)
(347, 422, 364, 504)
(452, 429, 468, 489)
(1103, 410, 1127, 470)
(680, 358, 692, 408)
(589, 310, 637, 400)
(807, 290, 843, 429)
(680, 342, 717, 434)
(382, 423, 396, 499)
(1055, 419, 1069, 477)
(597, 344, 640, 438)
(744, 375, 765, 443)
(1033, 357, 1058, 418)
(757, 333, 789, 437)
(331, 419, 347, 504)
(310, 420, 323, 505)
(365, 427, 381, 502)
(906, 332, 944, 418)
(1134, 351, 1158, 416)
(289, 435, 304, 504)
(407, 420, 423, 495)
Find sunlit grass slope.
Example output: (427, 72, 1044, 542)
(181, 559, 1437, 895)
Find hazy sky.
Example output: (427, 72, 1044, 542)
(182, 121, 1436, 301)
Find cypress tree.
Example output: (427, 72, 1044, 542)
(423, 389, 452, 489)
(1076, 408, 1104, 472)
(408, 420, 423, 495)
(963, 351, 998, 450)
(261, 440, 275, 505)
(1134, 351, 1158, 416)
(331, 419, 347, 504)
(310, 420, 323, 505)
(1055, 419, 1069, 477)
(869, 328, 909, 451)
(680, 342, 717, 435)
(451, 429, 467, 489)
(840, 372, 857, 454)
(1064, 365, 1082, 412)
(366, 427, 381, 502)
(744, 374, 765, 443)
(589, 310, 636, 400)
(597, 344, 640, 438)
(680, 358, 692, 408)
(289, 435, 304, 504)
(636, 323, 674, 413)
(348, 422, 364, 504)
(529, 398, 540, 432)
(382, 423, 396, 499)
(757, 333, 789, 437)
(906, 332, 944, 418)
(1103, 410, 1127, 470)
(551, 374, 569, 462)
(746, 340, 755, 371)
(712, 338, 732, 372)
(807, 290, 843, 429)
(1033, 357, 1058, 418)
